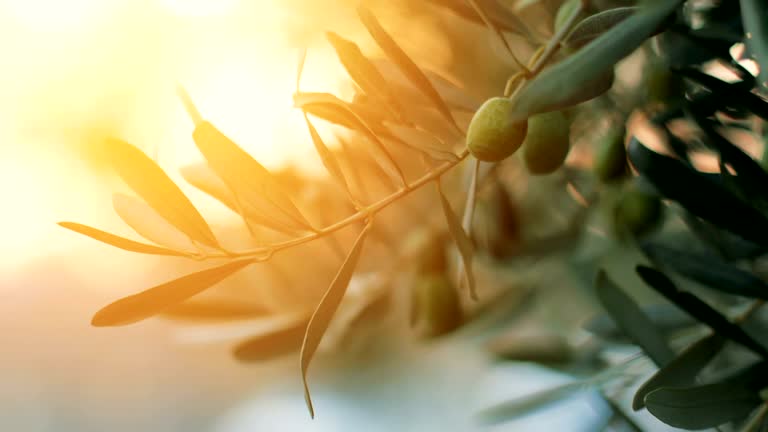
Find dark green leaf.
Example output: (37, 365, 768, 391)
(301, 223, 370, 418)
(645, 362, 768, 429)
(58, 222, 189, 257)
(642, 242, 768, 300)
(627, 137, 768, 246)
(357, 5, 461, 133)
(740, 0, 768, 90)
(437, 181, 477, 300)
(105, 138, 219, 249)
(92, 259, 254, 327)
(565, 7, 638, 49)
(636, 265, 768, 357)
(633, 334, 726, 410)
(595, 270, 674, 367)
(584, 303, 696, 340)
(510, 0, 682, 120)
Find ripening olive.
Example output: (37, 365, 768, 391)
(466, 97, 529, 162)
(613, 186, 663, 238)
(411, 274, 463, 339)
(593, 124, 628, 183)
(522, 111, 572, 175)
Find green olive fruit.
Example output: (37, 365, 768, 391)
(522, 111, 572, 175)
(593, 124, 628, 183)
(613, 186, 663, 238)
(411, 274, 463, 339)
(466, 97, 529, 162)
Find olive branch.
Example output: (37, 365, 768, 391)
(58, 0, 680, 418)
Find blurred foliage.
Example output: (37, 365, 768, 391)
(56, 0, 768, 429)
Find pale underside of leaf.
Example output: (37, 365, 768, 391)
(357, 4, 461, 133)
(437, 181, 477, 300)
(510, 0, 682, 120)
(112, 193, 197, 253)
(595, 270, 675, 367)
(180, 163, 301, 235)
(192, 121, 315, 233)
(301, 223, 371, 418)
(105, 138, 220, 249)
(91, 259, 255, 327)
(58, 222, 189, 257)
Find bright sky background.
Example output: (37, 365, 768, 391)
(0, 0, 359, 272)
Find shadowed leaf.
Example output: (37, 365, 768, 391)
(628, 137, 768, 246)
(584, 303, 696, 340)
(58, 222, 188, 257)
(92, 259, 254, 327)
(234, 318, 309, 362)
(565, 7, 638, 49)
(642, 242, 768, 300)
(595, 270, 675, 367)
(301, 223, 371, 418)
(437, 181, 477, 300)
(105, 138, 219, 249)
(636, 265, 768, 357)
(357, 5, 461, 133)
(510, 0, 682, 120)
(112, 193, 197, 253)
(645, 362, 768, 429)
(634, 334, 726, 410)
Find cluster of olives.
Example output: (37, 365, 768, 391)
(466, 97, 573, 175)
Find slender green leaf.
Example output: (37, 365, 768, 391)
(510, 0, 682, 120)
(92, 259, 254, 327)
(105, 138, 219, 249)
(628, 137, 768, 246)
(645, 362, 768, 429)
(325, 31, 408, 124)
(301, 223, 371, 418)
(584, 303, 696, 340)
(58, 222, 188, 257)
(595, 270, 675, 367)
(437, 181, 477, 300)
(161, 300, 270, 322)
(740, 0, 768, 90)
(357, 5, 461, 133)
(634, 334, 726, 410)
(642, 242, 768, 300)
(112, 193, 197, 253)
(564, 7, 638, 49)
(303, 114, 357, 205)
(234, 318, 309, 362)
(636, 265, 768, 357)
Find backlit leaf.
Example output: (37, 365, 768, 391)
(325, 31, 408, 124)
(595, 270, 674, 367)
(58, 222, 188, 257)
(642, 242, 768, 300)
(112, 193, 197, 253)
(636, 265, 768, 357)
(161, 300, 270, 322)
(357, 5, 462, 134)
(92, 259, 254, 327)
(425, 0, 534, 39)
(303, 114, 357, 205)
(510, 0, 682, 120)
(384, 123, 459, 162)
(633, 334, 726, 410)
(301, 223, 371, 418)
(234, 318, 309, 362)
(105, 138, 219, 249)
(437, 181, 477, 300)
